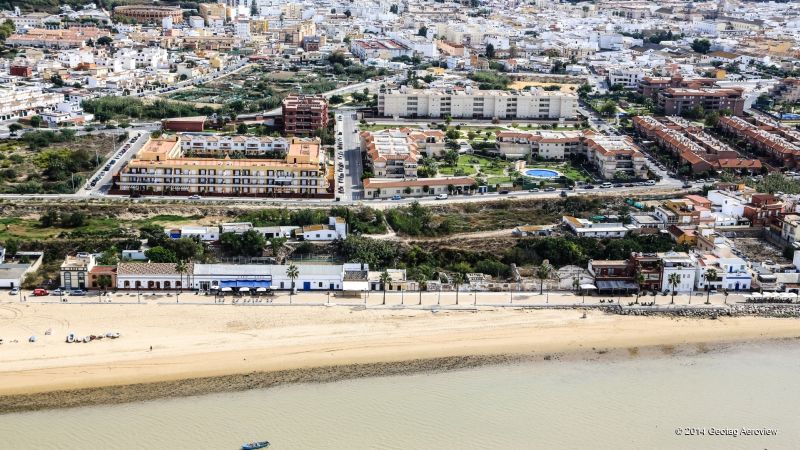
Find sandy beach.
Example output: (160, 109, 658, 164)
(1, 291, 799, 412)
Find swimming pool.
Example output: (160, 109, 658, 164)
(525, 169, 561, 178)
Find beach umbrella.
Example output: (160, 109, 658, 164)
(239, 287, 250, 292)
(221, 287, 232, 292)
(256, 287, 267, 292)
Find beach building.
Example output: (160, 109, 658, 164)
(60, 253, 96, 290)
(363, 177, 476, 199)
(165, 226, 220, 242)
(0, 252, 43, 289)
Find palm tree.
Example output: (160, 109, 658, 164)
(379, 270, 392, 305)
(634, 273, 645, 304)
(452, 272, 465, 305)
(415, 274, 427, 305)
(174, 260, 188, 292)
(668, 273, 680, 304)
(286, 264, 299, 304)
(535, 262, 552, 295)
(703, 268, 717, 305)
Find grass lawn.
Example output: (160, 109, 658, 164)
(525, 161, 590, 182)
(487, 176, 513, 185)
(439, 154, 509, 177)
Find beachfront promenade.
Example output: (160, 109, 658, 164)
(4, 290, 743, 309)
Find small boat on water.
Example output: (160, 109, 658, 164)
(241, 441, 270, 450)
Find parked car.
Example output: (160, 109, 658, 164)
(391, 195, 402, 201)
(435, 193, 448, 200)
(33, 288, 49, 296)
(188, 195, 201, 200)
(528, 188, 540, 193)
(645, 180, 656, 186)
(70, 289, 87, 296)
(544, 187, 556, 192)
(498, 190, 510, 195)
(9, 287, 19, 295)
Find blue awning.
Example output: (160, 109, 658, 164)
(219, 280, 272, 288)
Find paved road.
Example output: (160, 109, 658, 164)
(337, 111, 364, 201)
(81, 131, 149, 197)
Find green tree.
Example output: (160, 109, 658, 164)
(691, 39, 711, 54)
(535, 261, 552, 295)
(145, 246, 178, 263)
(703, 268, 717, 304)
(380, 270, 392, 305)
(29, 115, 43, 128)
(97, 274, 113, 292)
(175, 260, 188, 292)
(39, 210, 59, 228)
(270, 236, 287, 256)
(286, 264, 299, 303)
(485, 43, 495, 58)
(417, 26, 428, 37)
(236, 123, 249, 134)
(668, 272, 680, 304)
(452, 272, 465, 305)
(599, 100, 617, 117)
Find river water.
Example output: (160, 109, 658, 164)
(2, 341, 799, 449)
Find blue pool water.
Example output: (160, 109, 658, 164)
(525, 169, 560, 178)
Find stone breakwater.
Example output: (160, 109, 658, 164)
(610, 304, 800, 318)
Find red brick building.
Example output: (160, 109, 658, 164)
(161, 116, 206, 132)
(10, 65, 32, 77)
(658, 87, 745, 116)
(282, 95, 329, 135)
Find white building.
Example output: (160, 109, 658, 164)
(180, 133, 290, 156)
(298, 217, 347, 241)
(0, 83, 64, 121)
(378, 86, 578, 120)
(165, 226, 220, 242)
(562, 216, 633, 238)
(659, 252, 697, 292)
(695, 245, 752, 292)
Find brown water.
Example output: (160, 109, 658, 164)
(1, 341, 799, 449)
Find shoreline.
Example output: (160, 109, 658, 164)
(2, 337, 799, 414)
(2, 302, 800, 413)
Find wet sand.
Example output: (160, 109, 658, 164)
(1, 299, 799, 412)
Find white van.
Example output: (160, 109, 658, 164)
(645, 180, 656, 186)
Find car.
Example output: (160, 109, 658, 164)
(435, 193, 448, 200)
(624, 183, 634, 188)
(544, 187, 556, 192)
(682, 183, 693, 189)
(33, 288, 49, 296)
(645, 180, 656, 186)
(613, 184, 622, 188)
(498, 190, 510, 195)
(391, 195, 403, 201)
(70, 289, 87, 296)
(528, 188, 540, 193)
(9, 287, 19, 295)
(600, 183, 612, 188)
(696, 178, 706, 183)
(50, 288, 65, 296)
(188, 195, 201, 200)
(560, 190, 568, 198)
(584, 184, 595, 189)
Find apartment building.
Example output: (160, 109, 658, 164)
(180, 134, 290, 157)
(658, 87, 745, 116)
(282, 95, 329, 136)
(0, 83, 64, 121)
(6, 27, 111, 49)
(638, 76, 717, 101)
(116, 136, 329, 197)
(633, 116, 761, 174)
(361, 130, 420, 178)
(378, 86, 578, 120)
(717, 116, 800, 167)
(350, 39, 413, 60)
(562, 216, 633, 238)
(495, 130, 583, 159)
(583, 135, 648, 179)
(768, 78, 800, 104)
